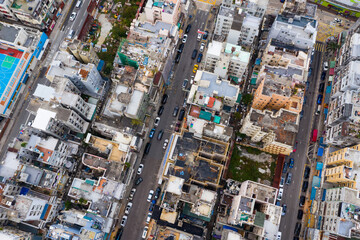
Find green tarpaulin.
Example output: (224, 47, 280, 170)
(330, 61, 336, 68)
(213, 115, 221, 124)
(251, 78, 257, 85)
(199, 111, 212, 121)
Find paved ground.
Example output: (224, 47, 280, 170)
(97, 14, 112, 45)
(119, 9, 210, 240)
(278, 44, 324, 239)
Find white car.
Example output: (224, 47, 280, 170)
(129, 188, 136, 200)
(197, 33, 202, 41)
(142, 226, 149, 239)
(137, 164, 144, 175)
(125, 202, 133, 215)
(277, 188, 283, 201)
(199, 42, 205, 52)
(279, 176, 285, 188)
(190, 76, 194, 85)
(323, 62, 329, 71)
(147, 190, 154, 202)
(120, 216, 127, 227)
(146, 212, 152, 223)
(163, 139, 169, 149)
(182, 34, 188, 43)
(154, 117, 160, 127)
(69, 12, 77, 21)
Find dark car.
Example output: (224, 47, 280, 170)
(286, 173, 292, 185)
(282, 162, 288, 173)
(154, 187, 161, 199)
(175, 122, 181, 132)
(144, 142, 151, 154)
(302, 181, 309, 192)
(158, 106, 164, 116)
(294, 222, 302, 236)
(149, 128, 156, 139)
(289, 158, 294, 168)
(299, 196, 305, 207)
(135, 177, 143, 185)
(178, 43, 185, 53)
(197, 53, 203, 63)
(162, 94, 168, 104)
(175, 52, 181, 63)
(306, 81, 310, 90)
(173, 106, 179, 117)
(178, 108, 185, 121)
(304, 166, 310, 179)
(191, 49, 198, 59)
(157, 130, 164, 140)
(282, 204, 287, 216)
(203, 31, 209, 40)
(321, 71, 326, 80)
(303, 96, 307, 105)
(149, 200, 156, 212)
(185, 24, 191, 34)
(182, 79, 188, 89)
(319, 82, 325, 93)
(297, 209, 303, 220)
(317, 94, 323, 105)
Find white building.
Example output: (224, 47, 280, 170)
(243, 0, 268, 18)
(268, 14, 317, 49)
(0, 0, 17, 20)
(0, 227, 32, 240)
(214, 5, 235, 36)
(143, 0, 181, 25)
(204, 41, 250, 80)
(227, 13, 261, 46)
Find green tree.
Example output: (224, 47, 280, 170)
(241, 94, 253, 106)
(131, 119, 142, 126)
(124, 162, 131, 169)
(327, 41, 340, 52)
(65, 201, 72, 210)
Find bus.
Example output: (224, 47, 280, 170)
(312, 129, 318, 142)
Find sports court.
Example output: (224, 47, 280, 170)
(0, 47, 23, 99)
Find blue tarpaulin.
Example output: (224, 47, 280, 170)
(20, 187, 29, 195)
(312, 176, 321, 188)
(40, 203, 49, 220)
(255, 58, 261, 65)
(317, 148, 324, 156)
(310, 187, 317, 200)
(322, 189, 327, 201)
(316, 162, 324, 170)
(97, 60, 105, 71)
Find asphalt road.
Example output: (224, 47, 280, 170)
(279, 45, 324, 238)
(0, 0, 91, 160)
(120, 9, 210, 240)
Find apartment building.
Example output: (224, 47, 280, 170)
(243, 0, 268, 18)
(227, 13, 261, 47)
(0, 227, 32, 239)
(228, 180, 282, 239)
(143, 0, 181, 25)
(0, 0, 17, 20)
(321, 187, 360, 238)
(214, 5, 235, 36)
(60, 39, 101, 66)
(268, 13, 317, 49)
(0, 21, 48, 116)
(240, 108, 299, 155)
(204, 41, 250, 80)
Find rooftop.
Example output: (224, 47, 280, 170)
(166, 175, 184, 195)
(11, 0, 40, 15)
(277, 14, 316, 28)
(196, 71, 238, 99)
(243, 14, 262, 28)
(224, 43, 251, 63)
(218, 5, 234, 17)
(249, 108, 299, 145)
(240, 180, 278, 204)
(145, 0, 178, 15)
(87, 134, 127, 163)
(0, 23, 19, 43)
(206, 41, 223, 58)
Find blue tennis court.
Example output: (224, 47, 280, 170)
(0, 53, 20, 98)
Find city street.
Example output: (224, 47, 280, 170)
(279, 44, 324, 238)
(119, 9, 209, 240)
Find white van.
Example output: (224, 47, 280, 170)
(316, 105, 321, 115)
(76, 0, 82, 8)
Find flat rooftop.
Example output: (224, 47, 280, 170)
(0, 23, 18, 43)
(11, 0, 40, 15)
(225, 43, 250, 63)
(197, 72, 238, 99)
(277, 14, 316, 28)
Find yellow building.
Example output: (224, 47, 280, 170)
(324, 144, 360, 188)
(252, 67, 303, 113)
(240, 108, 299, 155)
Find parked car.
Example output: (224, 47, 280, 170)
(276, 232, 282, 240)
(175, 52, 181, 63)
(302, 181, 309, 192)
(279, 176, 285, 188)
(193, 64, 199, 73)
(120, 216, 128, 227)
(154, 187, 161, 199)
(319, 82, 325, 93)
(163, 139, 169, 149)
(135, 177, 143, 185)
(125, 202, 133, 215)
(149, 199, 155, 212)
(137, 164, 144, 174)
(185, 24, 191, 34)
(199, 42, 205, 52)
(178, 108, 185, 121)
(297, 209, 303, 220)
(294, 222, 302, 236)
(190, 76, 195, 84)
(299, 196, 305, 207)
(129, 188, 136, 200)
(197, 53, 203, 63)
(282, 204, 287, 216)
(158, 106, 164, 116)
(182, 79, 188, 89)
(191, 49, 198, 59)
(149, 128, 156, 139)
(175, 122, 181, 132)
(144, 143, 151, 155)
(277, 188, 283, 200)
(154, 117, 160, 127)
(321, 71, 326, 80)
(161, 94, 168, 104)
(173, 106, 179, 117)
(286, 173, 292, 185)
(304, 166, 310, 179)
(157, 130, 164, 140)
(323, 61, 329, 71)
(203, 31, 209, 40)
(69, 12, 77, 21)
(147, 190, 154, 202)
(182, 34, 188, 43)
(197, 33, 202, 41)
(178, 43, 185, 53)
(282, 162, 288, 173)
(146, 212, 152, 224)
(142, 226, 149, 239)
(317, 94, 323, 105)
(289, 158, 294, 168)
(67, 30, 75, 39)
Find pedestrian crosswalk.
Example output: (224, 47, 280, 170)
(314, 42, 326, 52)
